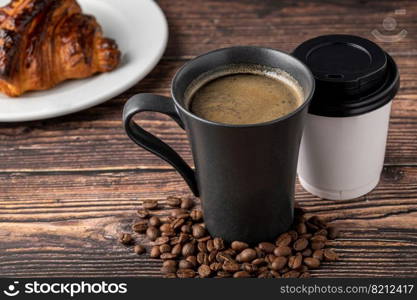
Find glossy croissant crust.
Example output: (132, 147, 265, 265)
(0, 0, 121, 97)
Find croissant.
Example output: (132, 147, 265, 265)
(0, 0, 121, 97)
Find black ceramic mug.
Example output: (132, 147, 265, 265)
(123, 46, 315, 243)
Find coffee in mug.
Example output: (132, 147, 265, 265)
(185, 64, 304, 125)
(123, 46, 315, 243)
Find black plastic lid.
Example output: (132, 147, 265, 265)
(293, 34, 400, 117)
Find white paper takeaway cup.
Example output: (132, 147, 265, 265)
(293, 35, 400, 200)
(297, 101, 392, 200)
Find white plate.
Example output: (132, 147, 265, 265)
(0, 0, 168, 122)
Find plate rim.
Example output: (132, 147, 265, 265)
(0, 0, 168, 122)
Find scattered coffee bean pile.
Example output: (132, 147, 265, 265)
(119, 196, 340, 278)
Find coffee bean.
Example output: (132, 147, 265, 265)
(271, 270, 281, 278)
(165, 273, 177, 278)
(258, 242, 275, 253)
(296, 222, 307, 234)
(299, 272, 311, 278)
(311, 241, 325, 250)
(171, 218, 185, 230)
(137, 209, 150, 219)
(197, 236, 211, 242)
(169, 234, 185, 245)
(282, 270, 300, 278)
(169, 237, 180, 245)
(274, 246, 292, 257)
(181, 197, 194, 210)
(323, 249, 339, 261)
(293, 238, 309, 251)
(162, 229, 175, 237)
(223, 248, 236, 257)
(182, 242, 195, 257)
(288, 254, 303, 269)
(233, 271, 251, 278)
(254, 247, 265, 258)
(217, 252, 234, 264)
(204, 250, 216, 265)
(304, 257, 321, 269)
(301, 248, 312, 257)
(252, 258, 266, 266)
(197, 241, 207, 253)
(176, 233, 190, 245)
(276, 233, 292, 246)
(210, 262, 222, 271)
(311, 250, 323, 261)
(171, 244, 182, 256)
(166, 196, 182, 208)
(163, 260, 177, 269)
(177, 269, 195, 278)
(161, 266, 176, 274)
(160, 223, 172, 232)
(171, 209, 189, 218)
(192, 224, 206, 239)
(216, 271, 232, 278)
(242, 262, 258, 273)
(300, 233, 313, 240)
(134, 245, 146, 254)
(214, 252, 226, 263)
(198, 264, 212, 278)
(288, 230, 298, 242)
(206, 239, 215, 252)
(163, 216, 175, 223)
(132, 221, 147, 233)
(308, 216, 327, 229)
(153, 236, 170, 246)
(190, 209, 203, 221)
(160, 253, 177, 260)
(328, 226, 340, 239)
(181, 224, 191, 233)
(143, 200, 158, 210)
(161, 260, 177, 273)
(208, 251, 218, 263)
(149, 216, 161, 227)
(305, 222, 319, 232)
(258, 271, 273, 278)
(264, 254, 274, 264)
(179, 259, 195, 269)
(186, 256, 198, 267)
(160, 244, 171, 253)
(271, 256, 287, 271)
(119, 233, 134, 245)
(222, 261, 240, 273)
(213, 237, 225, 250)
(231, 241, 249, 252)
(150, 246, 161, 258)
(315, 229, 328, 236)
(311, 235, 327, 243)
(197, 252, 209, 265)
(237, 249, 256, 263)
(298, 265, 309, 272)
(146, 226, 160, 241)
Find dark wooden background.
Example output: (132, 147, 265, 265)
(1, 0, 416, 277)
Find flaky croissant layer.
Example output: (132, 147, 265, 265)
(0, 0, 121, 97)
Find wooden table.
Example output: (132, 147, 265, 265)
(1, 0, 416, 278)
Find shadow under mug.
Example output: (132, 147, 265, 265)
(123, 46, 315, 243)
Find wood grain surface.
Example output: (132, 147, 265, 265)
(0, 0, 417, 278)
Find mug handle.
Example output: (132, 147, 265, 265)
(123, 93, 199, 196)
